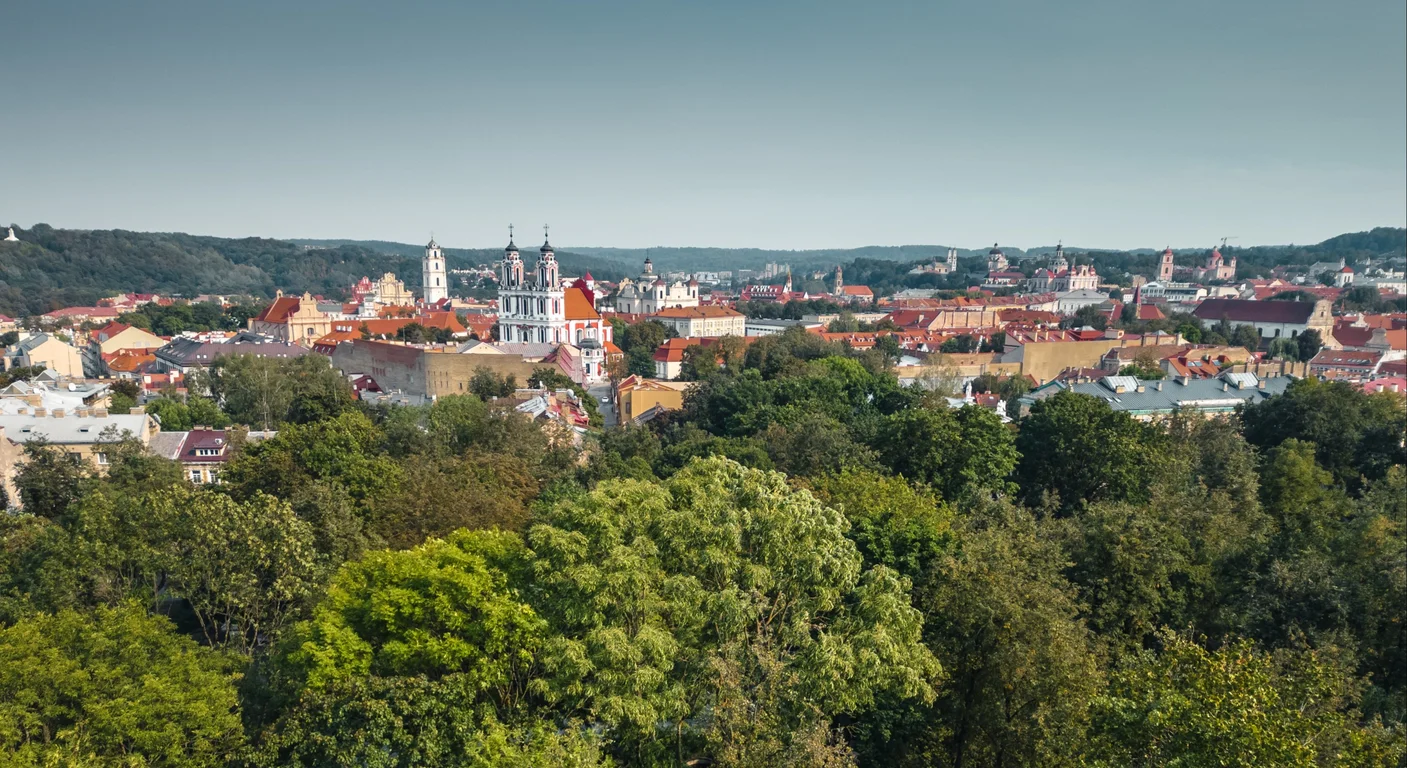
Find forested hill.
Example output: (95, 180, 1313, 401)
(573, 228, 1406, 274)
(0, 225, 625, 317)
(289, 239, 630, 283)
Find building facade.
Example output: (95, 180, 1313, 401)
(615, 259, 701, 313)
(423, 239, 448, 304)
(495, 234, 613, 353)
(651, 306, 747, 338)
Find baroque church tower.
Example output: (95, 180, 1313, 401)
(423, 238, 447, 304)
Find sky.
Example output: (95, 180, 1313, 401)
(2, 0, 1404, 251)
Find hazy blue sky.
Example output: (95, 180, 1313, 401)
(3, 0, 1404, 250)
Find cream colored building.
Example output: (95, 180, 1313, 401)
(248, 292, 333, 346)
(651, 306, 747, 338)
(0, 410, 161, 505)
(3, 333, 85, 377)
(91, 323, 166, 356)
(374, 273, 416, 306)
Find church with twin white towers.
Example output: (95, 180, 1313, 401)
(415, 226, 613, 378)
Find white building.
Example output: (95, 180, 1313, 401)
(652, 306, 747, 338)
(495, 231, 613, 379)
(1055, 289, 1111, 314)
(423, 239, 447, 304)
(614, 258, 700, 314)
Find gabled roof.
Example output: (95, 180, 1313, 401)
(254, 296, 301, 324)
(1192, 298, 1315, 324)
(1310, 348, 1383, 369)
(1136, 304, 1166, 321)
(564, 287, 600, 321)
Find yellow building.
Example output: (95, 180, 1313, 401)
(616, 375, 692, 423)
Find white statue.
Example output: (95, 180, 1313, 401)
(3, 227, 17, 242)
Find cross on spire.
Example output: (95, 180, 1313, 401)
(508, 223, 514, 241)
(543, 223, 550, 241)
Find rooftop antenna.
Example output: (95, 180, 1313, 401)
(1221, 236, 1238, 248)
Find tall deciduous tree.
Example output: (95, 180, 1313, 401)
(527, 457, 941, 764)
(0, 605, 245, 766)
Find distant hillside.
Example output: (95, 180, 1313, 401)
(290, 239, 631, 283)
(0, 223, 1400, 317)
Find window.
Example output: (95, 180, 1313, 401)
(96, 452, 110, 466)
(195, 448, 221, 457)
(190, 469, 203, 482)
(208, 470, 220, 484)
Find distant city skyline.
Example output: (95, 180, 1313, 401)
(3, 0, 1403, 251)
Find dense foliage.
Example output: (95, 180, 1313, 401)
(0, 327, 1403, 766)
(0, 225, 624, 317)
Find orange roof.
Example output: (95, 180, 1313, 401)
(564, 287, 600, 320)
(1136, 304, 1166, 321)
(652, 305, 743, 319)
(255, 296, 300, 323)
(105, 351, 156, 373)
(605, 340, 624, 355)
(313, 330, 359, 354)
(839, 286, 874, 296)
(417, 312, 467, 332)
(93, 321, 132, 341)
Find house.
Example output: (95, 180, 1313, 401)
(89, 322, 164, 355)
(247, 291, 333, 346)
(1363, 377, 1407, 395)
(38, 306, 121, 326)
(148, 427, 275, 484)
(1055, 289, 1112, 314)
(103, 351, 158, 378)
(651, 306, 747, 338)
(0, 409, 161, 503)
(153, 336, 310, 374)
(744, 318, 825, 337)
(3, 333, 85, 377)
(1024, 370, 1293, 420)
(616, 375, 692, 423)
(1192, 298, 1335, 347)
(1000, 328, 1186, 384)
(1309, 348, 1384, 380)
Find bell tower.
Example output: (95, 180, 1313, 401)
(423, 236, 447, 304)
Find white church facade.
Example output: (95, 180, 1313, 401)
(495, 231, 613, 379)
(613, 258, 700, 314)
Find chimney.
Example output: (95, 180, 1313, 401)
(33, 408, 46, 417)
(1257, 380, 1266, 390)
(1177, 375, 1190, 386)
(1221, 382, 1229, 392)
(1155, 381, 1163, 391)
(52, 408, 65, 418)
(130, 406, 145, 415)
(1136, 385, 1145, 393)
(95, 407, 108, 417)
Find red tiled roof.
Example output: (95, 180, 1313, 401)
(1136, 304, 1166, 321)
(254, 296, 301, 323)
